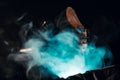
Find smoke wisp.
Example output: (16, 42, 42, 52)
(24, 23, 113, 78)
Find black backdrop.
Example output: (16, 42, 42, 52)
(0, 0, 120, 80)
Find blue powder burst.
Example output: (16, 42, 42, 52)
(24, 25, 113, 78)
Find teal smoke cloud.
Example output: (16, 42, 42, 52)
(24, 24, 113, 78)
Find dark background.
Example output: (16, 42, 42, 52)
(0, 0, 120, 80)
(1, 0, 119, 62)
